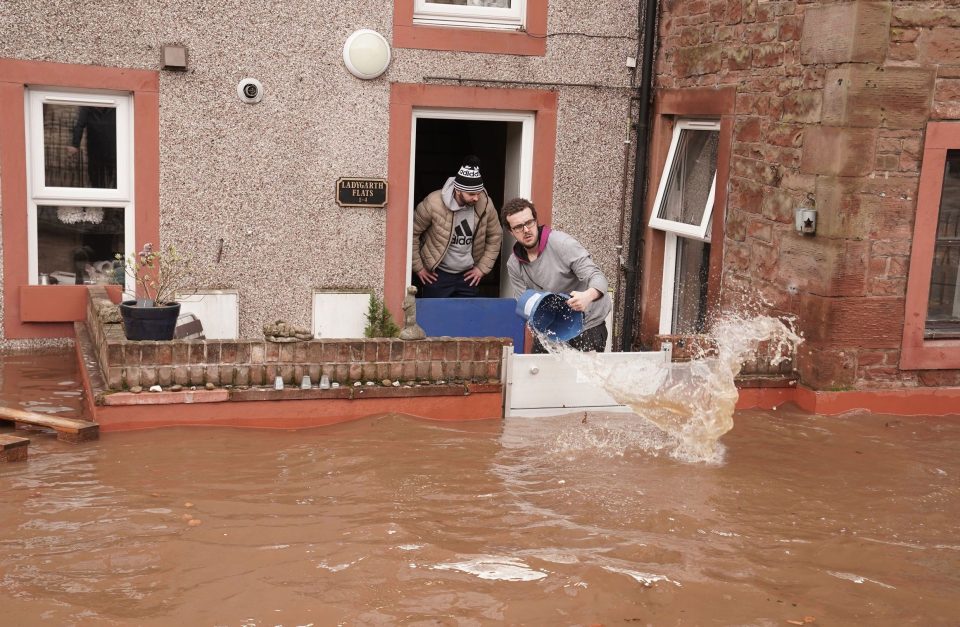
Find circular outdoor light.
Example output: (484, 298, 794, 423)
(343, 29, 391, 80)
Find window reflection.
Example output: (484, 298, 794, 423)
(43, 104, 117, 190)
(926, 149, 960, 336)
(37, 205, 124, 285)
(659, 129, 718, 226)
(672, 236, 710, 334)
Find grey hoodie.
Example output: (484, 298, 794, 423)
(506, 225, 611, 333)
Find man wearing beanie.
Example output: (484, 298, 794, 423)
(411, 155, 503, 297)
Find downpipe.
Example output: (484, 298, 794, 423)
(619, 0, 659, 352)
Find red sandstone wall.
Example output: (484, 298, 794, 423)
(654, 0, 960, 389)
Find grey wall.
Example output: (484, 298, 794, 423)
(0, 0, 640, 341)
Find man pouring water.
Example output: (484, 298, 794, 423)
(503, 197, 611, 353)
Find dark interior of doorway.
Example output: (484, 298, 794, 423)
(413, 118, 507, 298)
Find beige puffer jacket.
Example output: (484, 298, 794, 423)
(411, 184, 502, 275)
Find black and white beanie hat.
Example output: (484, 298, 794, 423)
(453, 155, 484, 193)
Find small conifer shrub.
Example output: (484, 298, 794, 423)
(364, 294, 400, 338)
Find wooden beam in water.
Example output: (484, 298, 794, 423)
(0, 434, 29, 461)
(0, 407, 98, 443)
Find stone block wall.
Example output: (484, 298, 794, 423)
(654, 333, 796, 387)
(656, 0, 960, 389)
(86, 287, 508, 392)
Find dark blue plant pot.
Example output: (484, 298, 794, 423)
(119, 300, 181, 341)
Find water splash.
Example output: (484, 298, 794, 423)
(539, 313, 802, 464)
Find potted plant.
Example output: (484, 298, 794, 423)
(116, 243, 190, 341)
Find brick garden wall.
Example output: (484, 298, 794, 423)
(655, 0, 960, 389)
(86, 287, 508, 393)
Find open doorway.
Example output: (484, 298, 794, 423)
(409, 109, 534, 298)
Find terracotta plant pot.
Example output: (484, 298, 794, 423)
(119, 300, 181, 341)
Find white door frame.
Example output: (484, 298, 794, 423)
(407, 108, 535, 295)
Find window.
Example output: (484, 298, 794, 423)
(926, 148, 960, 338)
(414, 0, 525, 30)
(649, 119, 720, 334)
(25, 89, 134, 288)
(1, 59, 158, 338)
(902, 122, 960, 369)
(393, 0, 546, 56)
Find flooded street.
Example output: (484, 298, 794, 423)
(1, 350, 959, 626)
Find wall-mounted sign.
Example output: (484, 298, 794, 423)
(336, 177, 388, 208)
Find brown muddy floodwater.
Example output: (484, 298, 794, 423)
(1, 350, 959, 626)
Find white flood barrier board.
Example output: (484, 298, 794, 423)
(504, 348, 670, 417)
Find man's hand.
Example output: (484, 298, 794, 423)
(566, 288, 600, 312)
(417, 268, 438, 285)
(463, 267, 485, 287)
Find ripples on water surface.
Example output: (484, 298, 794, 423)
(1, 350, 959, 625)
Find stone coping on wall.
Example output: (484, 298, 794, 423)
(84, 286, 510, 405)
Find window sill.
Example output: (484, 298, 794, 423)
(393, 0, 547, 56)
(20, 284, 121, 322)
(900, 339, 960, 370)
(393, 23, 545, 56)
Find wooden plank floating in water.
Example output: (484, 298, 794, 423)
(0, 407, 99, 443)
(0, 434, 29, 461)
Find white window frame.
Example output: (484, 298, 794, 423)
(648, 119, 719, 242)
(659, 232, 713, 335)
(413, 0, 525, 30)
(27, 89, 132, 202)
(651, 119, 720, 335)
(24, 88, 135, 287)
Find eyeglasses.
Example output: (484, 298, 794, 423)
(509, 218, 537, 234)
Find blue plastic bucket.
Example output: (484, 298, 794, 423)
(515, 289, 584, 342)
